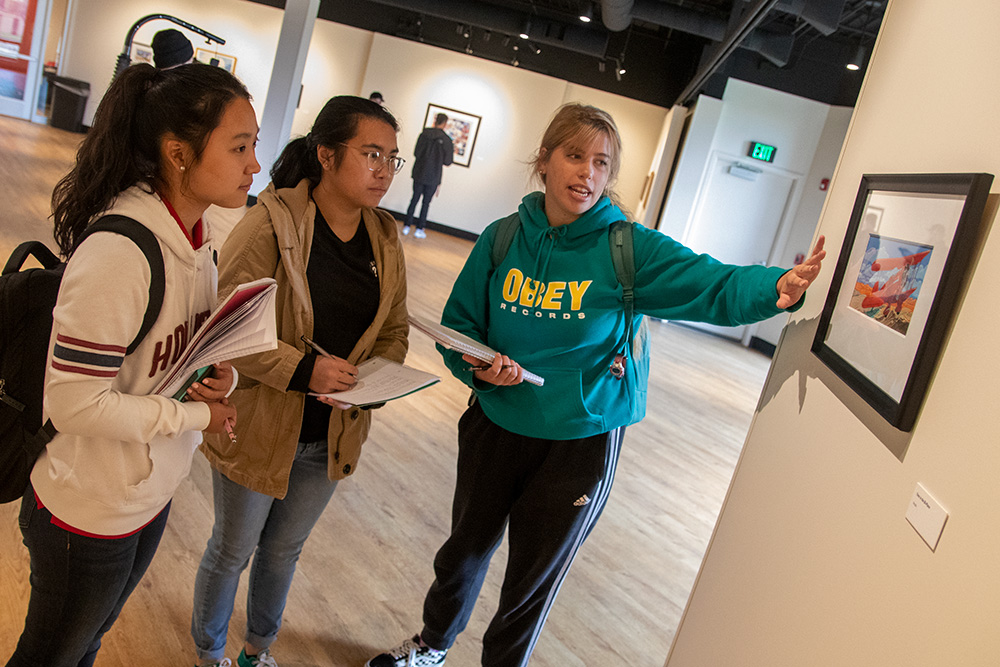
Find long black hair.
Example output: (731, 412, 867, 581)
(270, 95, 399, 190)
(51, 63, 250, 256)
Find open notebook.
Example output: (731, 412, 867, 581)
(154, 278, 279, 399)
(408, 314, 545, 387)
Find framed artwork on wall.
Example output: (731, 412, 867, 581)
(130, 42, 154, 66)
(424, 103, 481, 168)
(194, 48, 237, 74)
(811, 172, 993, 432)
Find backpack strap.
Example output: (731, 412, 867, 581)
(489, 212, 522, 270)
(74, 215, 166, 354)
(3, 241, 61, 274)
(609, 220, 637, 353)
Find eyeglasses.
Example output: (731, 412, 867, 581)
(339, 143, 405, 175)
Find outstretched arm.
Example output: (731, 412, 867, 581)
(776, 235, 826, 309)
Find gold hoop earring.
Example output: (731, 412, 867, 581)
(179, 165, 186, 172)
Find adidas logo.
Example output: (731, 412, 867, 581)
(573, 494, 590, 507)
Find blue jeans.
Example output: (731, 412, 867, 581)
(5, 490, 170, 667)
(191, 439, 338, 662)
(404, 181, 437, 230)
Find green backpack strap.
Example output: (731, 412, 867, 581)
(489, 212, 522, 270)
(609, 219, 636, 349)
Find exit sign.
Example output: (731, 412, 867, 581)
(748, 141, 776, 162)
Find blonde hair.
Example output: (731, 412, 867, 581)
(528, 103, 626, 212)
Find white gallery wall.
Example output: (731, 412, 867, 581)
(58, 1, 667, 236)
(666, 0, 1000, 664)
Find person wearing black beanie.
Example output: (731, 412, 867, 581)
(151, 29, 194, 69)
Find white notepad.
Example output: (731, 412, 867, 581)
(309, 356, 440, 407)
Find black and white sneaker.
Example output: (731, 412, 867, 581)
(365, 635, 447, 667)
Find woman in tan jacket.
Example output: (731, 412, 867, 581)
(191, 96, 409, 667)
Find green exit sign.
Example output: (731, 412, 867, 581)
(748, 141, 776, 162)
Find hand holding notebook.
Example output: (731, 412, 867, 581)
(407, 314, 545, 386)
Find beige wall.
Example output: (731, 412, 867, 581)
(666, 0, 1000, 664)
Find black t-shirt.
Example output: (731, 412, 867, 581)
(291, 208, 380, 443)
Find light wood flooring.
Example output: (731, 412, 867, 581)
(0, 115, 772, 666)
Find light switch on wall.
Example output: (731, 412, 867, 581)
(905, 483, 949, 551)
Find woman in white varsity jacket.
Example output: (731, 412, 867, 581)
(5, 64, 258, 667)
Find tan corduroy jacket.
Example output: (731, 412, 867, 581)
(200, 179, 409, 498)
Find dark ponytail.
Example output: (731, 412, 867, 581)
(270, 95, 399, 190)
(52, 62, 250, 256)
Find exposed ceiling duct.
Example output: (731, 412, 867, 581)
(772, 0, 848, 35)
(600, 0, 794, 67)
(367, 0, 609, 58)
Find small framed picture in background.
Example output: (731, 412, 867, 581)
(423, 103, 481, 168)
(130, 42, 154, 66)
(195, 48, 237, 74)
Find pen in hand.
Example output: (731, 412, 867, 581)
(300, 335, 357, 377)
(300, 335, 333, 358)
(224, 417, 237, 444)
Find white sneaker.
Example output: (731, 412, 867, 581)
(365, 634, 447, 667)
(414, 228, 427, 239)
(402, 225, 411, 235)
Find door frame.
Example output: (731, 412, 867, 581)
(0, 0, 52, 121)
(682, 150, 804, 345)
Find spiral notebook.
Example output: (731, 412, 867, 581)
(154, 278, 279, 398)
(408, 314, 545, 387)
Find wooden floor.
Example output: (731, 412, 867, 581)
(0, 115, 773, 667)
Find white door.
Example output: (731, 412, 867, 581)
(681, 152, 796, 341)
(0, 0, 48, 120)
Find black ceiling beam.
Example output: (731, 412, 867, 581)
(674, 0, 782, 106)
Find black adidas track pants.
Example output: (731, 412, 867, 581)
(421, 400, 624, 667)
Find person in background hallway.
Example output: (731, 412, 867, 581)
(366, 103, 826, 667)
(5, 62, 253, 667)
(151, 28, 194, 69)
(369, 91, 385, 106)
(190, 96, 409, 667)
(402, 112, 453, 238)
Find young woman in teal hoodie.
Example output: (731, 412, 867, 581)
(368, 104, 826, 667)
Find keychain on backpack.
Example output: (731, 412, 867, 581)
(610, 353, 626, 379)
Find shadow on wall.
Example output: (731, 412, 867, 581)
(758, 315, 913, 462)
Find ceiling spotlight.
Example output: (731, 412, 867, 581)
(598, 60, 606, 73)
(519, 19, 531, 40)
(512, 57, 519, 67)
(846, 43, 866, 70)
(579, 3, 593, 23)
(483, 30, 491, 42)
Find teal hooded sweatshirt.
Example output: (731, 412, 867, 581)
(439, 192, 797, 440)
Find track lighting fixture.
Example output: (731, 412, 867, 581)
(519, 19, 530, 40)
(579, 2, 593, 23)
(846, 43, 866, 70)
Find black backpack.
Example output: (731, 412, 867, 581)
(0, 215, 165, 503)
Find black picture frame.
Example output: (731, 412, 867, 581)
(423, 103, 481, 168)
(811, 172, 993, 431)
